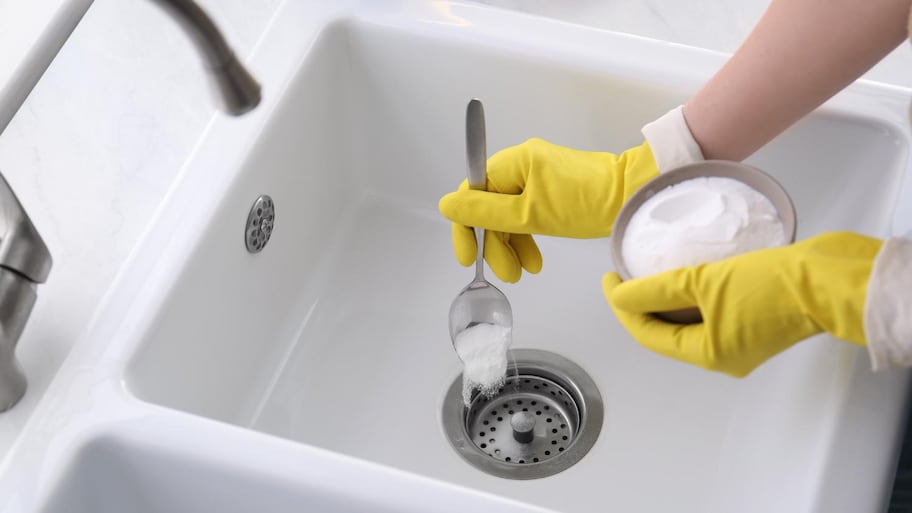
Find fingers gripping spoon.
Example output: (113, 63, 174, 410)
(448, 99, 514, 369)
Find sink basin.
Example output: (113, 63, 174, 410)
(123, 8, 912, 512)
(34, 420, 545, 513)
(3, 2, 911, 512)
(39, 431, 396, 513)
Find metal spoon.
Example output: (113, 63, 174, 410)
(448, 99, 514, 359)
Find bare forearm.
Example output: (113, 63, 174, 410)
(684, 0, 911, 161)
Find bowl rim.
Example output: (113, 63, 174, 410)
(610, 159, 798, 282)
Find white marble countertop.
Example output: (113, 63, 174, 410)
(0, 0, 92, 131)
(0, 0, 910, 460)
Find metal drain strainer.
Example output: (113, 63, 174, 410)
(442, 349, 603, 480)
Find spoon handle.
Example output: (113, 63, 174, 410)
(466, 98, 487, 280)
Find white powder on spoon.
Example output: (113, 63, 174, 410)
(455, 323, 512, 406)
(621, 176, 788, 278)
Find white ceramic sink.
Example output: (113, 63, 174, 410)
(3, 2, 912, 512)
(33, 420, 541, 513)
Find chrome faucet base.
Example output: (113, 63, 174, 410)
(0, 266, 39, 413)
(0, 358, 26, 413)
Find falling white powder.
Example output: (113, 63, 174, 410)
(455, 323, 512, 406)
(621, 177, 788, 278)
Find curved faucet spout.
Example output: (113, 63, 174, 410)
(149, 0, 262, 115)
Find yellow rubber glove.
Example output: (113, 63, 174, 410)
(602, 232, 882, 377)
(439, 138, 660, 283)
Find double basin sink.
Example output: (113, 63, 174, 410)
(2, 1, 912, 512)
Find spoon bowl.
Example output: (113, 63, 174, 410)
(448, 99, 513, 359)
(448, 274, 513, 343)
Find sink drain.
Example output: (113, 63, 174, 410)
(442, 349, 603, 479)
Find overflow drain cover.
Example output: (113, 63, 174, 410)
(442, 349, 603, 480)
(246, 195, 274, 253)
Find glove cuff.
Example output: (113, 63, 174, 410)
(641, 106, 705, 172)
(865, 236, 912, 371)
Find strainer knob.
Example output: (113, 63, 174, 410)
(511, 412, 536, 444)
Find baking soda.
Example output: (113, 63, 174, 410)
(621, 177, 787, 278)
(455, 323, 512, 406)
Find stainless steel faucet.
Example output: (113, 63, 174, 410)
(0, 0, 260, 412)
(0, 175, 52, 412)
(150, 0, 261, 115)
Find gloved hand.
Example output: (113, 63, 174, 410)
(439, 138, 660, 283)
(602, 231, 882, 377)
